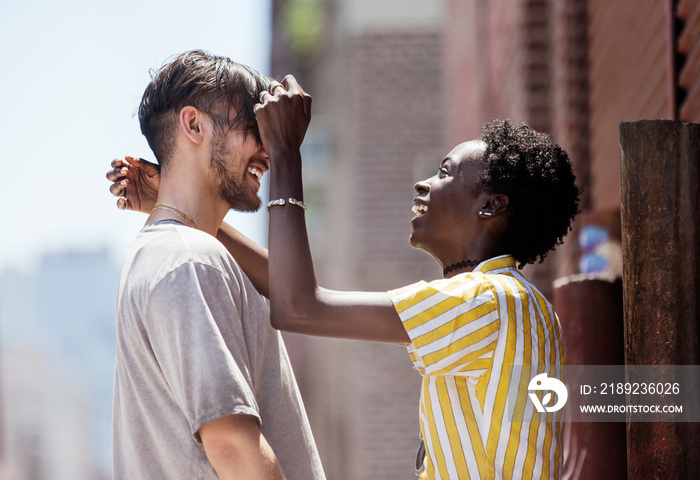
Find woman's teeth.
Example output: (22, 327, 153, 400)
(412, 203, 428, 216)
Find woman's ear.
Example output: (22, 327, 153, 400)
(179, 106, 206, 144)
(478, 194, 509, 217)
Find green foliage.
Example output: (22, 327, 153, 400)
(283, 0, 324, 59)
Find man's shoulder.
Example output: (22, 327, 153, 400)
(136, 222, 231, 265)
(118, 222, 266, 318)
(121, 222, 243, 290)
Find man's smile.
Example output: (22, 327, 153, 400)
(247, 160, 269, 183)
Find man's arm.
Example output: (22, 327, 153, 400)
(200, 414, 286, 480)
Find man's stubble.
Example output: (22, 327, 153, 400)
(210, 130, 262, 213)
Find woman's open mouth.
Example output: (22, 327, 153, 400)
(412, 202, 428, 216)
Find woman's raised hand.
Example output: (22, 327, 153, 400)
(254, 75, 312, 157)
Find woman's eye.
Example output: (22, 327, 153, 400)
(438, 167, 449, 176)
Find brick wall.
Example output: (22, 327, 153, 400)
(548, 0, 591, 277)
(587, 0, 670, 211)
(444, 0, 532, 144)
(551, 0, 591, 213)
(329, 32, 446, 290)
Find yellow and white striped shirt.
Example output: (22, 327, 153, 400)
(390, 255, 566, 479)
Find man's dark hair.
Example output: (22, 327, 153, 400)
(478, 119, 581, 268)
(138, 50, 271, 166)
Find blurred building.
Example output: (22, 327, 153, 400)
(272, 1, 445, 478)
(270, 0, 700, 478)
(0, 249, 118, 480)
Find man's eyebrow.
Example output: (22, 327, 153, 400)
(441, 158, 452, 167)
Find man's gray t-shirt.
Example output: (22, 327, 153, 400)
(113, 222, 325, 479)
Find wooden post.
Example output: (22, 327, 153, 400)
(620, 120, 700, 479)
(553, 277, 626, 479)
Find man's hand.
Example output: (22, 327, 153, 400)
(254, 75, 312, 157)
(106, 156, 160, 213)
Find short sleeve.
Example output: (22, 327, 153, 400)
(389, 274, 500, 377)
(145, 261, 260, 443)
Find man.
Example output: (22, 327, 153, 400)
(113, 50, 325, 480)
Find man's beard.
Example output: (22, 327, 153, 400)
(210, 133, 261, 213)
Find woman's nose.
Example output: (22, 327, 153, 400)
(414, 179, 430, 194)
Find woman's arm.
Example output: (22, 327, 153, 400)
(216, 223, 269, 298)
(255, 77, 409, 345)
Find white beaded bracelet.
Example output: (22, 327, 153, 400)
(266, 198, 307, 212)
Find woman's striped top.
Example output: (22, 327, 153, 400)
(389, 255, 566, 479)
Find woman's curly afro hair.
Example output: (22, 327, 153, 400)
(478, 119, 580, 268)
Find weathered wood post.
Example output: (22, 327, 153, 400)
(619, 120, 700, 479)
(553, 276, 627, 479)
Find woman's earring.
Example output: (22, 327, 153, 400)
(479, 210, 493, 217)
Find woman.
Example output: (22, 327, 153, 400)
(108, 77, 579, 479)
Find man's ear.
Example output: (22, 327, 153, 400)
(479, 193, 510, 217)
(179, 106, 206, 144)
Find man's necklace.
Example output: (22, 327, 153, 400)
(443, 259, 480, 277)
(152, 203, 199, 229)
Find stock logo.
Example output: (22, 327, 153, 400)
(528, 373, 568, 413)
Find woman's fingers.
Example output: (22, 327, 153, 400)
(109, 178, 127, 197)
(106, 166, 128, 182)
(107, 157, 130, 182)
(280, 75, 311, 118)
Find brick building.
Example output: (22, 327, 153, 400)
(269, 0, 700, 478)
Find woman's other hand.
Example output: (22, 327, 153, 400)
(106, 156, 160, 213)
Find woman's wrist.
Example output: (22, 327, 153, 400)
(266, 145, 302, 164)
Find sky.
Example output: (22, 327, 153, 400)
(0, 0, 272, 271)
